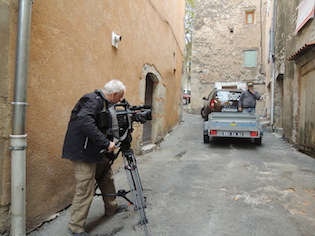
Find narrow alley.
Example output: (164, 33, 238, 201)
(28, 112, 315, 236)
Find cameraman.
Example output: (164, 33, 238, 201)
(62, 79, 128, 236)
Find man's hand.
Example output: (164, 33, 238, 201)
(107, 141, 116, 152)
(249, 88, 254, 94)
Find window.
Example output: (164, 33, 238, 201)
(216, 91, 242, 102)
(245, 10, 255, 24)
(244, 50, 257, 67)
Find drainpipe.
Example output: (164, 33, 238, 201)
(270, 0, 277, 130)
(10, 0, 33, 235)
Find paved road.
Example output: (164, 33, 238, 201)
(28, 112, 315, 236)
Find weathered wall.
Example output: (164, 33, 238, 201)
(274, 0, 298, 142)
(275, 0, 315, 148)
(0, 0, 185, 233)
(262, 0, 274, 120)
(190, 0, 266, 115)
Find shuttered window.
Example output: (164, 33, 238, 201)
(244, 50, 257, 67)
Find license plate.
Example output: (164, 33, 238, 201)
(222, 132, 244, 137)
(222, 106, 237, 112)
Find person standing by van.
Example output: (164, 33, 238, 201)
(238, 82, 260, 114)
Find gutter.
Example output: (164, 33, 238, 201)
(9, 0, 33, 235)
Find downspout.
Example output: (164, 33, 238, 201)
(259, 0, 263, 74)
(9, 0, 33, 235)
(270, 0, 277, 130)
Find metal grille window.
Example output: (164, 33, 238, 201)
(244, 50, 257, 67)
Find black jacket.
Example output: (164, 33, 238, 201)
(62, 90, 111, 163)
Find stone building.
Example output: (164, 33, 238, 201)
(190, 0, 267, 115)
(189, 0, 315, 154)
(270, 0, 315, 155)
(0, 0, 185, 234)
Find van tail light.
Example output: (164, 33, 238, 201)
(250, 131, 258, 137)
(210, 130, 217, 135)
(210, 99, 215, 109)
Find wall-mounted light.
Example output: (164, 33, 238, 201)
(112, 32, 122, 48)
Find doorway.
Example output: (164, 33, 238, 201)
(299, 57, 315, 152)
(142, 74, 154, 145)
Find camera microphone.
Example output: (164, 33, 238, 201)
(129, 104, 151, 110)
(141, 105, 151, 109)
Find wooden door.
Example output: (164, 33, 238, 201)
(299, 57, 315, 151)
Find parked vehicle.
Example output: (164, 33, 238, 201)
(201, 88, 242, 120)
(183, 90, 191, 105)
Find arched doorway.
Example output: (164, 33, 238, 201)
(142, 74, 154, 145)
(140, 64, 165, 145)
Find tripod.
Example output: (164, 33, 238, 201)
(95, 145, 149, 236)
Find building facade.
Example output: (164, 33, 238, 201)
(190, 0, 267, 115)
(271, 0, 315, 154)
(0, 0, 185, 234)
(190, 0, 315, 154)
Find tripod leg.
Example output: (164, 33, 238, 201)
(125, 154, 146, 208)
(123, 150, 149, 236)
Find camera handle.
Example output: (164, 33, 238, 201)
(95, 146, 149, 236)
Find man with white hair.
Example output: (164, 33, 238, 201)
(62, 79, 128, 236)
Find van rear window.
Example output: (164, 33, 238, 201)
(216, 91, 242, 102)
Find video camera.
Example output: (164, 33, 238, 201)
(114, 99, 152, 138)
(98, 99, 152, 141)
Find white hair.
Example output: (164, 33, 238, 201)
(103, 79, 126, 94)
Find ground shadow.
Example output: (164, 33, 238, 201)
(205, 137, 263, 150)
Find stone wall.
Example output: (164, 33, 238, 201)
(273, 0, 297, 141)
(190, 0, 266, 115)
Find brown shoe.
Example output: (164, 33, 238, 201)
(105, 204, 128, 216)
(68, 228, 90, 236)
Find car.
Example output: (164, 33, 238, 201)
(201, 88, 243, 120)
(183, 90, 191, 105)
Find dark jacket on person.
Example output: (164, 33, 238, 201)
(238, 89, 261, 109)
(62, 90, 112, 163)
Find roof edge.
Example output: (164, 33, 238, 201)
(288, 42, 315, 61)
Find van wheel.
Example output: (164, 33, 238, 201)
(204, 134, 210, 143)
(201, 108, 208, 121)
(201, 107, 205, 118)
(254, 137, 262, 145)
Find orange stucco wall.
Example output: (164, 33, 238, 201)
(0, 0, 185, 232)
